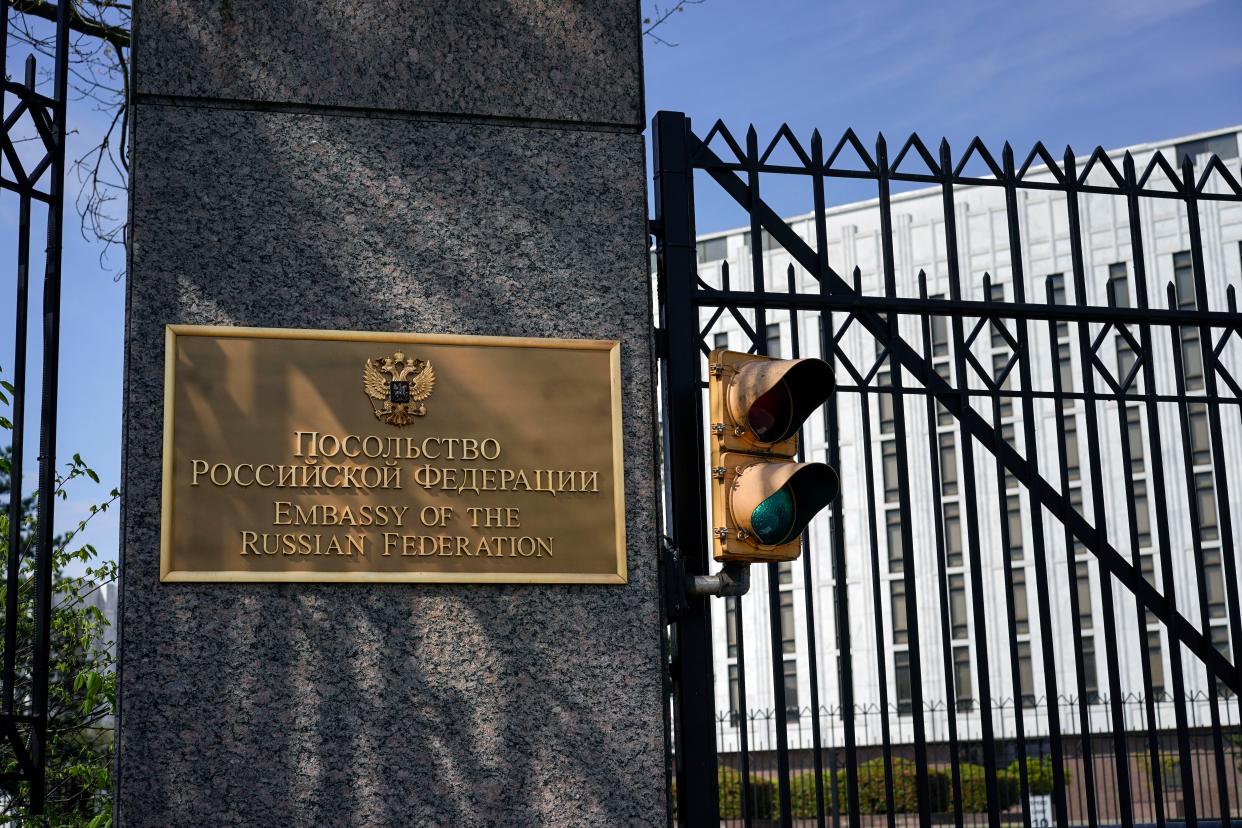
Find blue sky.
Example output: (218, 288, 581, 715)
(3, 0, 1241, 571)
(643, 0, 1242, 231)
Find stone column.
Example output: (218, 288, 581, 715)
(117, 3, 665, 824)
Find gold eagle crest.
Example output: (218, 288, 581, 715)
(363, 351, 436, 426)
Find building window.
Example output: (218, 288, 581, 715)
(1189, 405, 1211, 466)
(1017, 641, 1035, 705)
(766, 322, 782, 358)
(1140, 551, 1158, 626)
(1134, 479, 1151, 548)
(949, 574, 968, 639)
(1064, 415, 1080, 480)
(1147, 631, 1166, 700)
(1196, 472, 1218, 542)
(714, 331, 729, 351)
(780, 591, 797, 655)
(1126, 407, 1144, 473)
(1057, 341, 1074, 402)
(1012, 567, 1029, 635)
(777, 561, 793, 586)
(1076, 561, 1093, 631)
(725, 597, 738, 658)
(895, 650, 913, 714)
(882, 440, 900, 502)
(939, 432, 958, 496)
(1211, 625, 1234, 698)
(954, 645, 973, 711)
(1082, 635, 1100, 703)
(937, 399, 954, 427)
(784, 659, 800, 717)
(992, 352, 1013, 419)
(1049, 273, 1070, 347)
(698, 236, 728, 263)
(1175, 133, 1239, 162)
(931, 306, 949, 357)
(891, 579, 908, 646)
(1205, 547, 1227, 620)
(1006, 494, 1023, 560)
(1070, 486, 1086, 559)
(1174, 251, 1204, 390)
(988, 283, 1006, 346)
(877, 369, 895, 434)
(1106, 262, 1130, 306)
(886, 509, 903, 574)
(944, 502, 963, 569)
(729, 664, 741, 724)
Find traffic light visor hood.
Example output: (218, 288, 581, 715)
(728, 358, 835, 444)
(732, 461, 839, 547)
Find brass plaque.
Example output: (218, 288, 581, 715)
(160, 325, 626, 583)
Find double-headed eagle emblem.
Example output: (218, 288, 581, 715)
(363, 351, 436, 426)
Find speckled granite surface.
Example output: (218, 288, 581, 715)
(118, 13, 664, 824)
(133, 0, 643, 128)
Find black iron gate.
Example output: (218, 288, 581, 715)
(652, 110, 1242, 826)
(0, 0, 71, 813)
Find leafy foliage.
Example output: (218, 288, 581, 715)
(0, 367, 117, 826)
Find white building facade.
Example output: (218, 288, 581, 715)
(676, 125, 1242, 755)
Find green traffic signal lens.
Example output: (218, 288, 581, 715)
(751, 487, 795, 545)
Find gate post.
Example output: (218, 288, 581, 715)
(116, 3, 666, 824)
(652, 111, 721, 824)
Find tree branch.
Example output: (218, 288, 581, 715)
(10, 0, 129, 50)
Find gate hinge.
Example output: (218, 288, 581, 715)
(661, 536, 691, 621)
(653, 327, 669, 359)
(648, 217, 664, 239)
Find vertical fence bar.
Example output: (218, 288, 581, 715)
(1182, 155, 1242, 738)
(1122, 151, 1201, 817)
(858, 339, 898, 826)
(745, 125, 795, 828)
(785, 263, 829, 828)
(1002, 143, 1070, 828)
(653, 110, 720, 825)
(1065, 147, 1136, 828)
(1114, 378, 1167, 828)
(28, 0, 71, 813)
(1166, 288, 1215, 824)
(875, 133, 933, 828)
(1045, 276, 1101, 828)
(988, 297, 1031, 828)
(4, 183, 31, 718)
(734, 595, 753, 827)
(812, 130, 860, 828)
(918, 272, 964, 828)
(940, 139, 1003, 828)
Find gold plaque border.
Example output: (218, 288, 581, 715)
(159, 324, 628, 585)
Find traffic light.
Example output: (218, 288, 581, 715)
(709, 348, 838, 563)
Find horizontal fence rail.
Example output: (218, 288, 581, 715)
(652, 111, 1242, 828)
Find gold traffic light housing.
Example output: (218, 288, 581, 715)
(709, 349, 838, 563)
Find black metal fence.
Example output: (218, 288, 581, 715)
(0, 0, 71, 812)
(651, 109, 1242, 828)
(700, 698, 1242, 826)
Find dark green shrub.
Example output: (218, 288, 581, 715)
(718, 766, 777, 819)
(1006, 756, 1063, 796)
(845, 757, 922, 813)
(949, 762, 1025, 812)
(789, 770, 836, 818)
(954, 763, 990, 813)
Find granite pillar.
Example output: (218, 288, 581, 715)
(117, 2, 665, 824)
